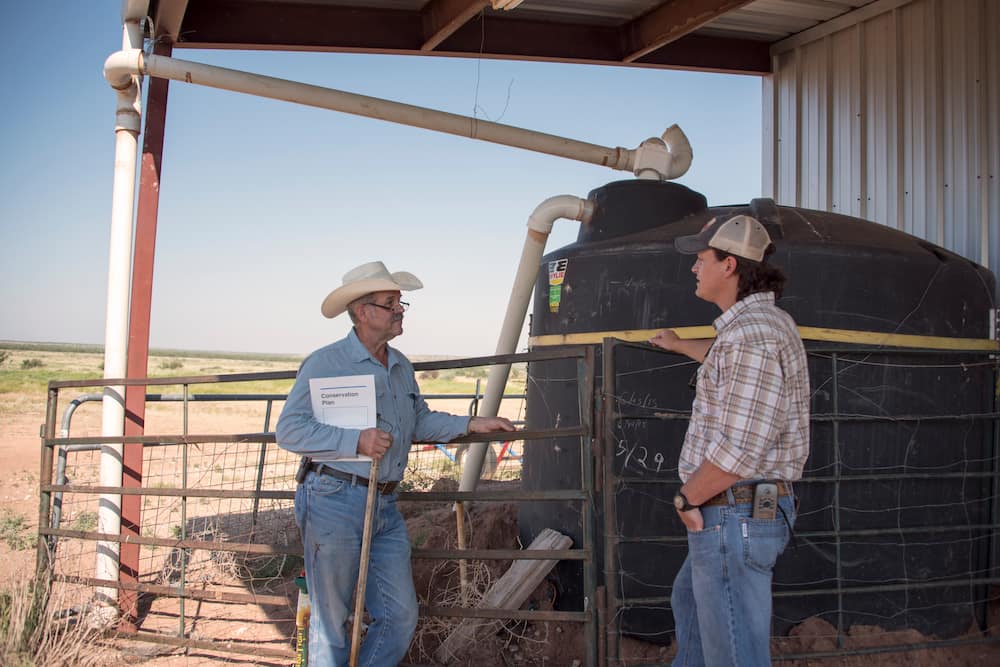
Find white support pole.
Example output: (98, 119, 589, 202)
(95, 0, 146, 620)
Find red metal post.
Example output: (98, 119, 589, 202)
(119, 40, 172, 630)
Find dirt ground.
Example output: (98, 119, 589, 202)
(2, 357, 999, 666)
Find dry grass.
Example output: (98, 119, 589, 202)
(409, 558, 496, 662)
(0, 571, 122, 667)
(409, 557, 555, 666)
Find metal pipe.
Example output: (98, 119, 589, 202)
(102, 50, 695, 179)
(601, 338, 622, 664)
(95, 0, 147, 620)
(51, 394, 104, 536)
(37, 387, 60, 574)
(250, 400, 275, 532)
(831, 353, 845, 648)
(577, 347, 598, 667)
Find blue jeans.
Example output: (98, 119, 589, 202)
(295, 471, 418, 666)
(671, 493, 795, 667)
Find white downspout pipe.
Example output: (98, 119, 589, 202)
(103, 50, 665, 175)
(95, 0, 146, 620)
(456, 126, 692, 490)
(452, 195, 592, 594)
(457, 195, 594, 496)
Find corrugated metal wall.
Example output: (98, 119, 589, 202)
(763, 0, 999, 294)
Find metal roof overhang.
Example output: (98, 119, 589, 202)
(146, 0, 880, 76)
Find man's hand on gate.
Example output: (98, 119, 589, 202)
(650, 329, 682, 352)
(468, 416, 516, 434)
(358, 428, 393, 460)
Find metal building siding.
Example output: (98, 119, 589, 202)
(988, 0, 1000, 277)
(766, 0, 1000, 293)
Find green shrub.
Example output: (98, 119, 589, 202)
(0, 510, 32, 551)
(0, 351, 10, 366)
(70, 512, 98, 533)
(20, 359, 43, 370)
(158, 359, 183, 370)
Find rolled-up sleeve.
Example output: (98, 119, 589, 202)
(412, 392, 471, 443)
(275, 354, 361, 459)
(398, 369, 470, 443)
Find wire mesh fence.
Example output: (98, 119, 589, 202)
(592, 340, 1000, 662)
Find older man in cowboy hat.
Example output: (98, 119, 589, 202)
(276, 261, 514, 666)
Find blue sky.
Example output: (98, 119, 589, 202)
(0, 2, 762, 357)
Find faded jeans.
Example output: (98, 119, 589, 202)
(295, 471, 418, 666)
(671, 493, 795, 667)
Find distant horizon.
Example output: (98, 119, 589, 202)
(0, 338, 473, 362)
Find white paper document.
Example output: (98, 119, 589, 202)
(308, 374, 376, 462)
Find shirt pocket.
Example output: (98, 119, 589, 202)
(401, 390, 420, 437)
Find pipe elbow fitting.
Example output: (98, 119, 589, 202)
(662, 124, 693, 179)
(527, 195, 593, 234)
(631, 125, 694, 181)
(104, 49, 144, 90)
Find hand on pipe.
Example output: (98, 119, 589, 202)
(468, 416, 516, 434)
(358, 428, 393, 460)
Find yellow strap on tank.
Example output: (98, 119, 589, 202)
(528, 325, 1000, 352)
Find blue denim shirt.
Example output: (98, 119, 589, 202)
(276, 329, 471, 482)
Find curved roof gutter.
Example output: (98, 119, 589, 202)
(102, 46, 693, 493)
(457, 127, 692, 496)
(104, 49, 688, 177)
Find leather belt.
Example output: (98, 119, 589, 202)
(309, 463, 399, 495)
(702, 480, 791, 507)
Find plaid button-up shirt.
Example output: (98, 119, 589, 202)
(678, 291, 810, 482)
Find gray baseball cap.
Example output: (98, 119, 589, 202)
(674, 214, 772, 262)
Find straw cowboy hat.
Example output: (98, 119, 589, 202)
(321, 261, 423, 318)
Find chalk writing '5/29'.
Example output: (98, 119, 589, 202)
(616, 439, 664, 473)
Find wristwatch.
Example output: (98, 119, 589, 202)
(673, 490, 699, 512)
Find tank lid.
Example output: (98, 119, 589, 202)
(577, 180, 707, 244)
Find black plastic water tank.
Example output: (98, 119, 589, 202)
(520, 179, 997, 643)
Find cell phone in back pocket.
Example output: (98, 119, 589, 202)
(753, 483, 778, 520)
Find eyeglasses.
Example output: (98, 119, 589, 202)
(365, 300, 409, 313)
